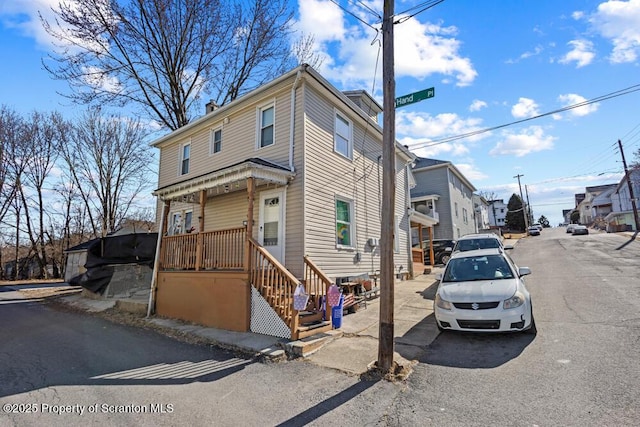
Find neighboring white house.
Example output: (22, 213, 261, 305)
(487, 199, 508, 228)
(473, 194, 491, 231)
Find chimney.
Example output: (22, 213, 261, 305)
(205, 99, 218, 114)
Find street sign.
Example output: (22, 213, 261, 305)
(395, 87, 435, 108)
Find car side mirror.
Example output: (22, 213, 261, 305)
(504, 244, 514, 250)
(518, 266, 531, 276)
(435, 272, 443, 281)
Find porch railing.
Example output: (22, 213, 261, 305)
(247, 237, 302, 338)
(159, 227, 246, 270)
(303, 256, 333, 323)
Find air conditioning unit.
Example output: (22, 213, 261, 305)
(367, 237, 379, 247)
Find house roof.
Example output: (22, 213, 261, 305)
(591, 187, 616, 206)
(153, 157, 295, 201)
(412, 157, 477, 192)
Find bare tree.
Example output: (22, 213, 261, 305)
(41, 0, 309, 130)
(61, 109, 153, 236)
(17, 111, 67, 278)
(0, 106, 23, 230)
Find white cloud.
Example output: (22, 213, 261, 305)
(557, 93, 599, 117)
(469, 99, 487, 112)
(559, 39, 595, 67)
(489, 126, 555, 157)
(589, 0, 640, 63)
(455, 163, 488, 181)
(511, 98, 540, 119)
(506, 45, 544, 63)
(295, 0, 477, 89)
(396, 110, 485, 141)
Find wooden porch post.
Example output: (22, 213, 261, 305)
(195, 190, 206, 271)
(161, 200, 171, 236)
(428, 226, 434, 266)
(245, 177, 255, 271)
(418, 224, 424, 263)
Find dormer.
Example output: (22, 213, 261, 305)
(342, 90, 382, 122)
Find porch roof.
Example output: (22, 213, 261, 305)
(153, 158, 295, 201)
(408, 208, 439, 227)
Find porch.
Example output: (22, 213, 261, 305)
(154, 225, 336, 340)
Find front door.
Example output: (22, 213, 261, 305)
(259, 189, 285, 264)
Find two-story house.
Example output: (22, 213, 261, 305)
(487, 199, 508, 229)
(410, 158, 477, 242)
(149, 64, 415, 340)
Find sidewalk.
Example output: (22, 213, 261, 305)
(53, 269, 442, 376)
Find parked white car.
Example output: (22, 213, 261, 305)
(451, 233, 513, 253)
(434, 248, 536, 334)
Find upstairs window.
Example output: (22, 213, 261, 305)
(258, 104, 274, 148)
(210, 128, 222, 155)
(334, 111, 352, 159)
(180, 142, 190, 175)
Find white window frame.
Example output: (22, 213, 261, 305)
(179, 141, 191, 176)
(334, 109, 353, 160)
(256, 101, 275, 149)
(169, 209, 193, 235)
(209, 127, 222, 155)
(335, 196, 355, 249)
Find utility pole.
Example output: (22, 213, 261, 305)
(618, 139, 640, 231)
(378, 0, 395, 374)
(525, 185, 532, 225)
(514, 174, 529, 230)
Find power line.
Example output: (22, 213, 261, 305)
(394, 0, 445, 23)
(328, 0, 379, 30)
(408, 83, 640, 150)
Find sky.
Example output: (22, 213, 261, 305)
(2, 0, 640, 227)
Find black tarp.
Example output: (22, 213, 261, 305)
(69, 233, 158, 294)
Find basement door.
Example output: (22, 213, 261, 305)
(258, 189, 285, 264)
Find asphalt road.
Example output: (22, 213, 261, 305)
(1, 227, 639, 426)
(391, 227, 640, 426)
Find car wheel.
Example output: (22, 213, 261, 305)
(440, 253, 451, 265)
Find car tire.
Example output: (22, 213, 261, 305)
(525, 309, 537, 335)
(440, 253, 451, 265)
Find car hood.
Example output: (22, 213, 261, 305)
(438, 279, 518, 302)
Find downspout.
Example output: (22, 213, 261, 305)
(288, 68, 304, 172)
(147, 200, 167, 318)
(405, 161, 415, 279)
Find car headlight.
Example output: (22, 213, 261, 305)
(435, 293, 451, 310)
(503, 292, 525, 309)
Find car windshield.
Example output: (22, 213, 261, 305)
(442, 254, 514, 282)
(456, 238, 500, 252)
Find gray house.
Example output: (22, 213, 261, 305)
(410, 158, 477, 241)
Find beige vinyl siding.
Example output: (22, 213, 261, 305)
(302, 83, 410, 280)
(156, 82, 293, 190)
(203, 191, 248, 231)
(281, 85, 305, 278)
